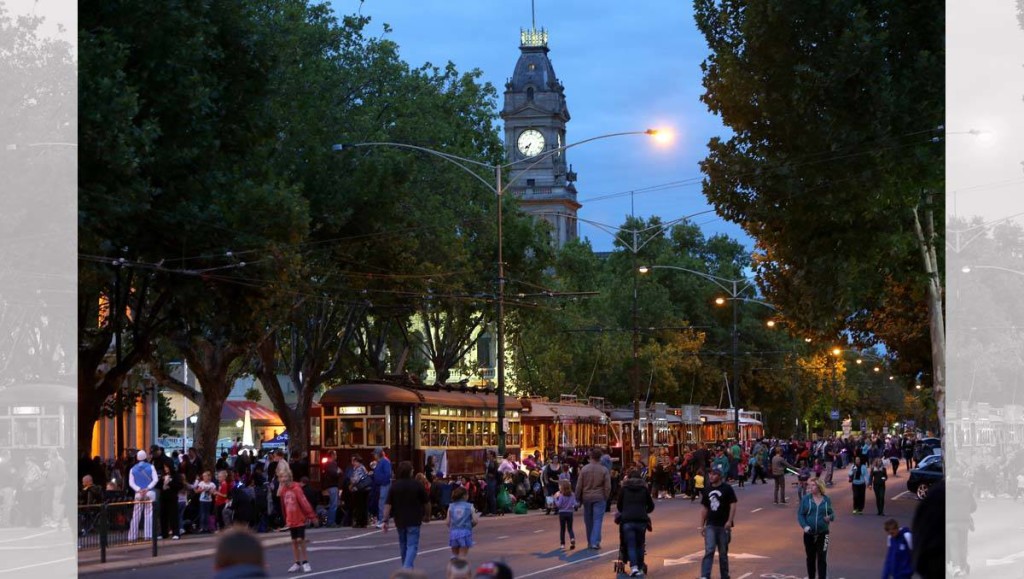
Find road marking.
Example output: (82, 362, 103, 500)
(294, 545, 450, 577)
(497, 535, 510, 539)
(751, 507, 763, 513)
(0, 530, 56, 544)
(517, 549, 616, 578)
(892, 491, 913, 500)
(987, 549, 1024, 566)
(312, 530, 380, 543)
(307, 544, 395, 552)
(0, 556, 75, 573)
(533, 529, 544, 533)
(738, 573, 752, 579)
(664, 550, 704, 566)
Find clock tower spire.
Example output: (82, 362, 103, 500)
(501, 19, 579, 248)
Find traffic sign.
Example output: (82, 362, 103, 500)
(829, 410, 840, 420)
(860, 419, 867, 431)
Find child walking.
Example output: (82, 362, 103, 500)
(691, 469, 705, 502)
(447, 486, 478, 560)
(277, 461, 317, 573)
(554, 479, 577, 550)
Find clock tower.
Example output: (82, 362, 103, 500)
(501, 26, 579, 248)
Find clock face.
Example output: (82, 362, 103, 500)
(517, 129, 545, 157)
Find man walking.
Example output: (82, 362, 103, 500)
(699, 464, 737, 579)
(128, 450, 158, 542)
(575, 448, 611, 550)
(381, 461, 429, 569)
(322, 450, 341, 527)
(770, 447, 797, 505)
(372, 447, 392, 528)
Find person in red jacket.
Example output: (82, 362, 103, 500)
(277, 461, 317, 573)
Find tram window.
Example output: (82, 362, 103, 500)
(455, 421, 466, 446)
(324, 419, 338, 447)
(41, 418, 60, 446)
(310, 417, 321, 447)
(13, 418, 39, 446)
(339, 419, 364, 445)
(429, 407, 440, 416)
(367, 418, 386, 446)
(421, 407, 430, 415)
(370, 405, 386, 416)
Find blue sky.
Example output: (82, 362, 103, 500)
(329, 0, 751, 253)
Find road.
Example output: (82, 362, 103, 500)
(80, 476, 921, 578)
(965, 494, 1024, 577)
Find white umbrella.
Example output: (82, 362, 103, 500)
(242, 408, 254, 447)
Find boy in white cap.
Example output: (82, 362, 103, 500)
(128, 450, 158, 542)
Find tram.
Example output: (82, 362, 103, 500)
(519, 395, 609, 460)
(0, 383, 75, 453)
(310, 378, 522, 481)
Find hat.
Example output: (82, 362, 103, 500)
(711, 464, 724, 474)
(137, 450, 147, 461)
(474, 561, 513, 579)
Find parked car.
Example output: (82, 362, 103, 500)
(907, 457, 943, 499)
(913, 437, 941, 464)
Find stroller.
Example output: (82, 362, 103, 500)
(612, 517, 648, 576)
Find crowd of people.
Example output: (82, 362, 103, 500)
(81, 432, 944, 577)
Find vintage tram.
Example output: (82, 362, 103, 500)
(309, 379, 521, 481)
(519, 395, 609, 460)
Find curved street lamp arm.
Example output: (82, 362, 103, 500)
(332, 141, 497, 194)
(962, 264, 1024, 277)
(639, 264, 749, 296)
(734, 297, 776, 311)
(497, 130, 656, 193)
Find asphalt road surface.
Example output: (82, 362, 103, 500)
(80, 475, 924, 578)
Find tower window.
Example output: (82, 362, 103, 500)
(526, 179, 535, 187)
(526, 87, 534, 102)
(528, 63, 536, 71)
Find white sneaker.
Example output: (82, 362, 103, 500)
(302, 562, 312, 572)
(171, 535, 180, 540)
(288, 563, 302, 573)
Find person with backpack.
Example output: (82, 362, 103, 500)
(882, 518, 913, 579)
(849, 456, 868, 514)
(797, 478, 835, 579)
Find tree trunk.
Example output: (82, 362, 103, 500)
(913, 202, 945, 439)
(195, 395, 227, 464)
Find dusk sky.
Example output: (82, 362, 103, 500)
(330, 0, 751, 254)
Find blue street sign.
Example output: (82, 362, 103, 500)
(829, 410, 840, 420)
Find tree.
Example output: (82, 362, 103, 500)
(157, 392, 179, 437)
(693, 0, 945, 435)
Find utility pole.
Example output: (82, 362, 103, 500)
(730, 285, 740, 442)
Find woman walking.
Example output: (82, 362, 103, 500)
(870, 458, 889, 516)
(797, 479, 835, 579)
(849, 456, 868, 514)
(617, 469, 655, 577)
(553, 479, 577, 550)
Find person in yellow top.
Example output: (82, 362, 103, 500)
(692, 468, 705, 503)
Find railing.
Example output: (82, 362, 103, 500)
(78, 499, 158, 562)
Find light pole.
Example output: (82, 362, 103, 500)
(334, 130, 664, 456)
(638, 264, 775, 442)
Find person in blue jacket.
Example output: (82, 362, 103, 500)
(372, 447, 393, 528)
(797, 478, 835, 579)
(881, 518, 913, 579)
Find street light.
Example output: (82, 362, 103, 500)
(638, 264, 775, 442)
(188, 414, 198, 452)
(335, 129, 666, 456)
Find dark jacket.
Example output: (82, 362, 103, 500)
(616, 478, 654, 524)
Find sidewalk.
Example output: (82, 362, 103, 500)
(77, 525, 360, 574)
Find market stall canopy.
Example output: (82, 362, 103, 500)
(221, 400, 282, 424)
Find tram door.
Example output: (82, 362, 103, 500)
(390, 405, 414, 465)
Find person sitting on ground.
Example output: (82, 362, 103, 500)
(212, 527, 268, 578)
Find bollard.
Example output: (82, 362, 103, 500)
(99, 503, 108, 564)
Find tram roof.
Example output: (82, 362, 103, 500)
(0, 383, 75, 404)
(320, 382, 522, 410)
(520, 399, 608, 420)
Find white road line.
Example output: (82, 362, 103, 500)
(497, 535, 510, 539)
(0, 530, 55, 544)
(892, 490, 913, 500)
(307, 543, 395, 551)
(0, 556, 75, 573)
(737, 573, 752, 579)
(312, 530, 380, 543)
(533, 529, 544, 533)
(517, 549, 616, 578)
(750, 508, 763, 513)
(288, 545, 450, 577)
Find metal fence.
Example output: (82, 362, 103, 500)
(78, 500, 158, 563)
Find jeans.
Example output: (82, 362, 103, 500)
(852, 484, 866, 512)
(486, 478, 498, 515)
(558, 512, 575, 545)
(802, 531, 829, 579)
(824, 461, 834, 485)
(378, 484, 391, 523)
(396, 524, 421, 568)
(582, 500, 607, 548)
(199, 501, 213, 532)
(326, 486, 339, 526)
(622, 522, 646, 571)
(872, 483, 885, 515)
(700, 525, 731, 579)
